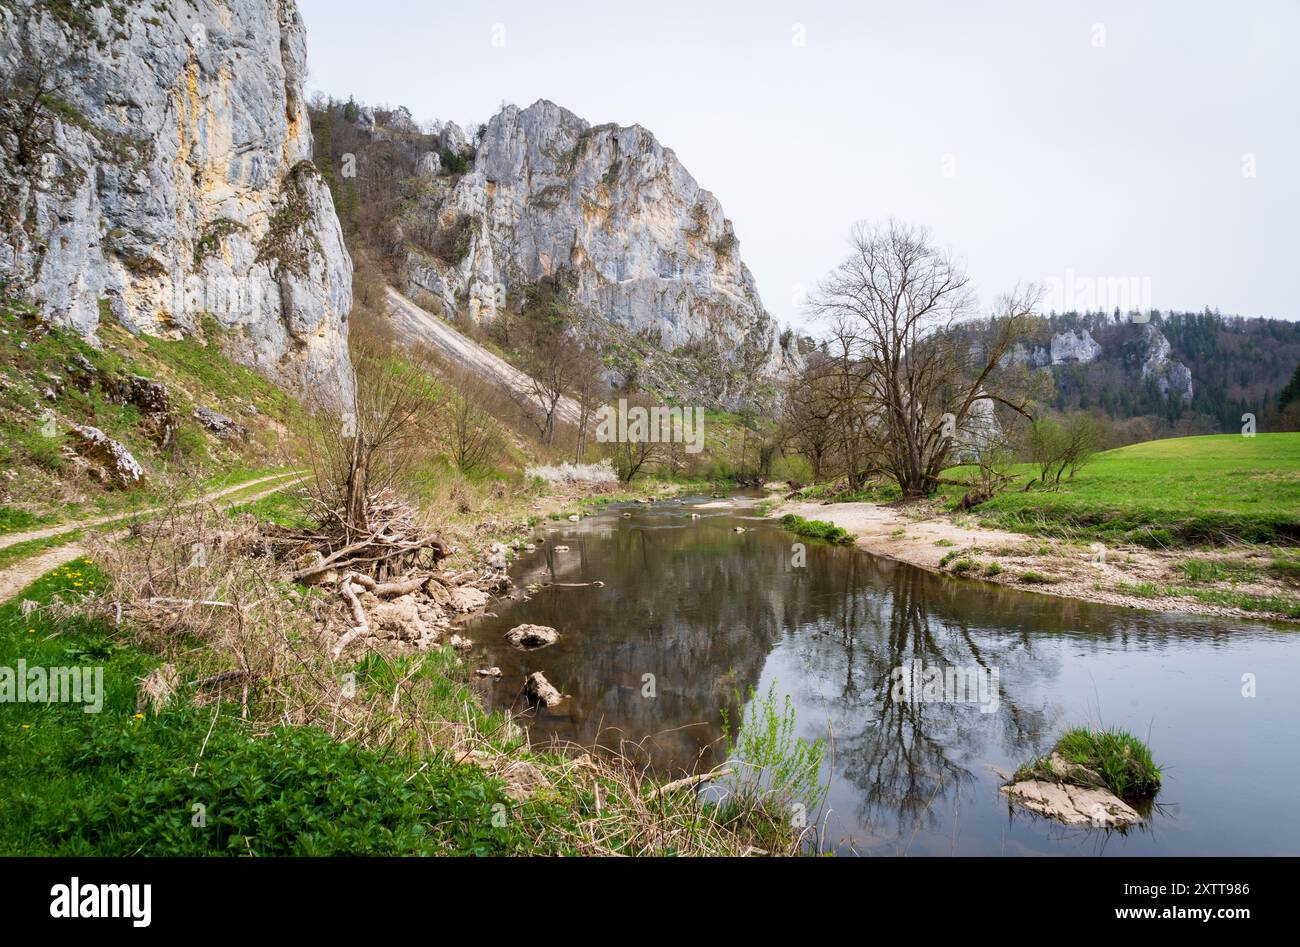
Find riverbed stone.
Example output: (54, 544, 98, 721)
(1001, 779, 1141, 827)
(506, 623, 559, 649)
(525, 671, 562, 707)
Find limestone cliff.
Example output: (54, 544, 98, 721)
(398, 100, 797, 408)
(0, 0, 353, 403)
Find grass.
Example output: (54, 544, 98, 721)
(1115, 581, 1300, 619)
(1015, 727, 1162, 800)
(946, 434, 1300, 547)
(1019, 570, 1055, 585)
(777, 513, 854, 545)
(0, 564, 521, 854)
(0, 531, 83, 571)
(0, 293, 309, 525)
(1, 540, 814, 856)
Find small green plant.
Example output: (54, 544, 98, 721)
(983, 561, 1003, 577)
(949, 558, 976, 574)
(1019, 570, 1055, 585)
(719, 681, 827, 821)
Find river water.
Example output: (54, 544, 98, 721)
(462, 496, 1300, 855)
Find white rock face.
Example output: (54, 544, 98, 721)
(404, 100, 794, 387)
(1049, 329, 1102, 364)
(1139, 324, 1193, 403)
(1011, 329, 1102, 367)
(0, 0, 353, 405)
(416, 151, 442, 180)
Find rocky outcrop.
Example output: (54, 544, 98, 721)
(192, 407, 248, 439)
(400, 99, 798, 407)
(1137, 324, 1193, 403)
(0, 0, 353, 405)
(1010, 329, 1102, 368)
(67, 424, 145, 487)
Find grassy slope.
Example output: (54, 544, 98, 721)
(953, 434, 1300, 547)
(0, 296, 306, 532)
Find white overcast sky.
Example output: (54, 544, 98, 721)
(299, 0, 1299, 329)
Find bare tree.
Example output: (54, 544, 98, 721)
(812, 220, 1041, 497)
(781, 361, 837, 481)
(310, 338, 442, 538)
(441, 383, 502, 476)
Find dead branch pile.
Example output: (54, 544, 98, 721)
(76, 489, 514, 732)
(270, 488, 449, 584)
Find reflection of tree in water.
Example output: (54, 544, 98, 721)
(470, 505, 1211, 844)
(794, 552, 1054, 847)
(469, 516, 796, 775)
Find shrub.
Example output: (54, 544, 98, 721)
(778, 513, 853, 545)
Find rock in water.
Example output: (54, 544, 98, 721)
(505, 623, 559, 649)
(1000, 780, 1141, 828)
(1001, 752, 1145, 827)
(525, 671, 562, 707)
(0, 0, 353, 406)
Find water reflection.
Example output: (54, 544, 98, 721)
(464, 499, 1300, 855)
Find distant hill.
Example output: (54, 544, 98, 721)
(999, 310, 1300, 434)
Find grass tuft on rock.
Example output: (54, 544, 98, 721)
(1014, 727, 1162, 799)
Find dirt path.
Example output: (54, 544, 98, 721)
(0, 470, 304, 551)
(0, 474, 307, 603)
(775, 499, 1298, 624)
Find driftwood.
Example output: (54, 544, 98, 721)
(645, 768, 733, 800)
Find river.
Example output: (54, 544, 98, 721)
(462, 495, 1300, 855)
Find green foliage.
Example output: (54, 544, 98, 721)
(1019, 570, 1055, 584)
(948, 434, 1300, 547)
(720, 681, 827, 819)
(778, 513, 854, 545)
(0, 559, 525, 856)
(1016, 727, 1162, 799)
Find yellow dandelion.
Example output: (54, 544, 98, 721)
(20, 724, 30, 730)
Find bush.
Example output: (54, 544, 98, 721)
(778, 513, 854, 544)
